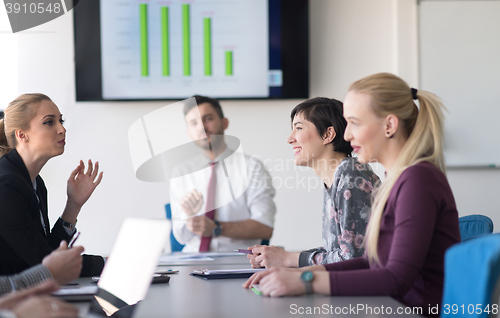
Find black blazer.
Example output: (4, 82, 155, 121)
(0, 149, 103, 276)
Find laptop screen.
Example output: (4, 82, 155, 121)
(89, 218, 170, 317)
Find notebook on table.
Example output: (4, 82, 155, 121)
(190, 268, 265, 280)
(52, 218, 170, 317)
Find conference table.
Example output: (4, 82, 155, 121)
(77, 254, 423, 318)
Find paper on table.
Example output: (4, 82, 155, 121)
(159, 255, 214, 263)
(192, 252, 242, 258)
(159, 252, 241, 263)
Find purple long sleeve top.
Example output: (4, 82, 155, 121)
(324, 161, 460, 316)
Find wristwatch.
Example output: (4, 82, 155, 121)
(212, 220, 223, 237)
(301, 271, 314, 295)
(59, 217, 77, 231)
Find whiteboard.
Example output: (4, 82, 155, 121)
(419, 0, 500, 167)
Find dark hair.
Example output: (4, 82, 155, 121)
(184, 95, 224, 119)
(290, 97, 353, 157)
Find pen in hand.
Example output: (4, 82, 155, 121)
(234, 249, 253, 254)
(68, 231, 80, 248)
(251, 284, 262, 296)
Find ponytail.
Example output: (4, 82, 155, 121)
(349, 73, 446, 265)
(0, 119, 11, 157)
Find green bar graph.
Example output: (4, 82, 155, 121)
(161, 7, 169, 76)
(140, 3, 148, 77)
(225, 51, 233, 75)
(204, 18, 211, 76)
(182, 4, 190, 76)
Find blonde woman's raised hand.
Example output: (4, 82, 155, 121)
(66, 159, 103, 211)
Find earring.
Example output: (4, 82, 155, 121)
(386, 131, 392, 139)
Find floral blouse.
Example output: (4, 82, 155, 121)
(298, 157, 380, 267)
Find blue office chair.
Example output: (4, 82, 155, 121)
(458, 214, 493, 241)
(165, 203, 271, 250)
(165, 204, 185, 252)
(442, 233, 500, 318)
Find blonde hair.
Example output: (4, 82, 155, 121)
(350, 73, 446, 265)
(0, 93, 52, 157)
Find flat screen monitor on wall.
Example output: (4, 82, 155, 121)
(74, 0, 309, 101)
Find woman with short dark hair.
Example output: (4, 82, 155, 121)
(247, 97, 379, 268)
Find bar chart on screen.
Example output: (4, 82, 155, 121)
(100, 0, 269, 99)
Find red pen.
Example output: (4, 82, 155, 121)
(235, 249, 253, 254)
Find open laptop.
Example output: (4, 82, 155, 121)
(53, 218, 170, 317)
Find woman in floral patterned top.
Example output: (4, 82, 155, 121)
(299, 157, 378, 266)
(247, 97, 379, 268)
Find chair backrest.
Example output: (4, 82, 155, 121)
(459, 214, 493, 242)
(165, 204, 186, 252)
(442, 233, 500, 318)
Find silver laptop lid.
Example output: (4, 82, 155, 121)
(92, 218, 170, 316)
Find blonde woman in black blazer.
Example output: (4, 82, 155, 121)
(0, 93, 103, 276)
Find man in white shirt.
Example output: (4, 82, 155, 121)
(170, 96, 276, 252)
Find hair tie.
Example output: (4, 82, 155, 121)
(411, 88, 418, 100)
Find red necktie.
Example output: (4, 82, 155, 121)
(199, 163, 216, 252)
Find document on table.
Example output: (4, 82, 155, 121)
(159, 254, 214, 263)
(158, 252, 243, 264)
(186, 252, 244, 258)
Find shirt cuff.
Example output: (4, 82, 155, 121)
(63, 226, 76, 236)
(19, 264, 53, 288)
(0, 309, 17, 318)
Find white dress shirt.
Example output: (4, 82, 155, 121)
(170, 146, 276, 252)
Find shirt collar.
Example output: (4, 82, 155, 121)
(201, 146, 233, 166)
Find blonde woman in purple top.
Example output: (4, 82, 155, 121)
(244, 73, 460, 317)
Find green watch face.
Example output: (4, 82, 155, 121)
(301, 271, 313, 282)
